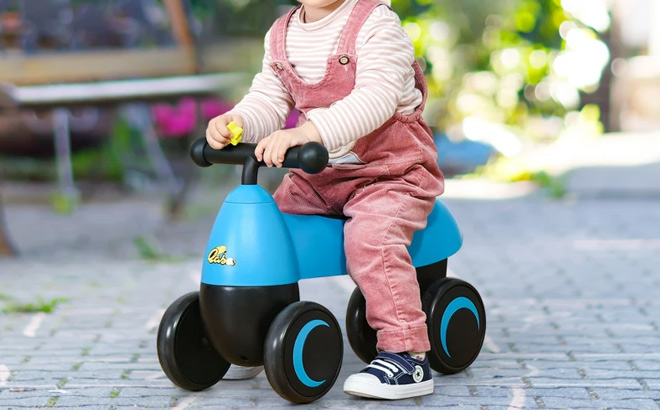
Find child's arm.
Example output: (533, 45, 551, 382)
(208, 29, 295, 148)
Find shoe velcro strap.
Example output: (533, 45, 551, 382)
(376, 352, 415, 374)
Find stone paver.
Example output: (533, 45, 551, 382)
(1, 174, 659, 409)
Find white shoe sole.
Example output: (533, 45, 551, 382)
(343, 373, 434, 400)
(223, 365, 264, 380)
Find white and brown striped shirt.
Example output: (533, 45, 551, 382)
(228, 0, 422, 158)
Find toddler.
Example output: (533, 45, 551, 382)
(207, 0, 444, 400)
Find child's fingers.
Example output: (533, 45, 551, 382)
(274, 140, 288, 168)
(255, 137, 268, 163)
(230, 115, 244, 129)
(265, 137, 277, 167)
(206, 126, 229, 150)
(263, 139, 275, 167)
(213, 118, 233, 139)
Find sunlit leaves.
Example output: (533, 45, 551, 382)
(393, 0, 609, 141)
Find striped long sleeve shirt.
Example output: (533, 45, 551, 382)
(228, 0, 422, 160)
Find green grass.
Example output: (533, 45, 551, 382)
(471, 157, 567, 199)
(1, 296, 68, 314)
(528, 170, 566, 199)
(50, 191, 81, 215)
(132, 235, 180, 262)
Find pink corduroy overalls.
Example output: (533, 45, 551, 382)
(270, 0, 445, 353)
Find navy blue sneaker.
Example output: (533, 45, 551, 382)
(343, 352, 434, 400)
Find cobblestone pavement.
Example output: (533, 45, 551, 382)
(1, 179, 659, 409)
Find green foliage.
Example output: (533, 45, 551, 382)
(190, 0, 295, 38)
(392, 0, 609, 141)
(71, 144, 123, 183)
(473, 155, 566, 198)
(0, 133, 123, 185)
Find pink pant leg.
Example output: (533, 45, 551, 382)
(343, 173, 436, 353)
(273, 171, 335, 215)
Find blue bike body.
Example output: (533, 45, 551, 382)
(201, 184, 463, 287)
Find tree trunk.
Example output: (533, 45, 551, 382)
(581, 4, 627, 133)
(580, 28, 615, 132)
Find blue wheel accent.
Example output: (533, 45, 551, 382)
(293, 319, 329, 388)
(440, 297, 480, 357)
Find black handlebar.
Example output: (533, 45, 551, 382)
(190, 138, 329, 185)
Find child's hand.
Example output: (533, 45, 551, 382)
(207, 114, 244, 150)
(255, 122, 323, 167)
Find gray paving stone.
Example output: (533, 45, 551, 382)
(2, 182, 660, 409)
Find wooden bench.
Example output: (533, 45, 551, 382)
(0, 70, 252, 256)
(0, 42, 261, 258)
(0, 0, 262, 257)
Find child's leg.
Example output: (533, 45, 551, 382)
(273, 171, 335, 215)
(343, 172, 436, 354)
(342, 170, 437, 399)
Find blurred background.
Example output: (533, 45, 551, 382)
(1, 0, 659, 257)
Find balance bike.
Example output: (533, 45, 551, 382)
(156, 139, 486, 404)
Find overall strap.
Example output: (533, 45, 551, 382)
(412, 61, 428, 112)
(336, 0, 387, 55)
(269, 5, 301, 62)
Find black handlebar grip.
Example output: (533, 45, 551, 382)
(283, 141, 329, 174)
(189, 138, 329, 174)
(190, 137, 212, 167)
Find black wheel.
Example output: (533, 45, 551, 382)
(345, 287, 378, 364)
(423, 278, 486, 374)
(264, 301, 343, 404)
(157, 291, 230, 391)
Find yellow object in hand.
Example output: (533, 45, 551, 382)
(227, 122, 243, 146)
